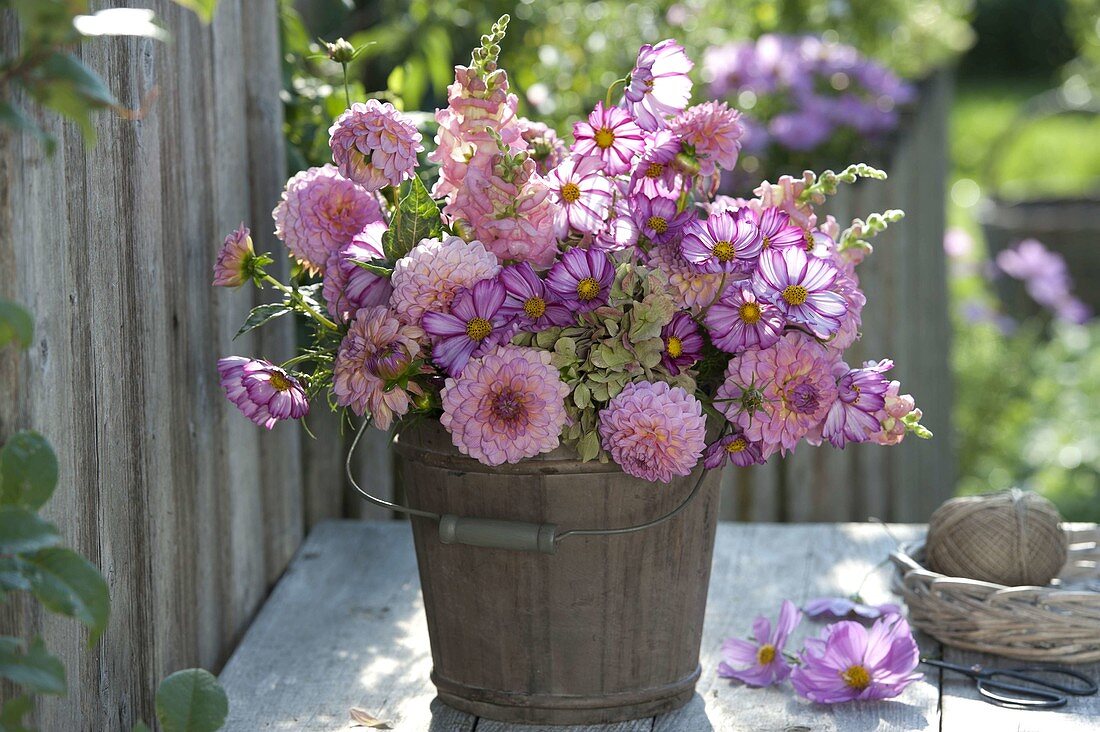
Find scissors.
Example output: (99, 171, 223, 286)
(921, 658, 1098, 709)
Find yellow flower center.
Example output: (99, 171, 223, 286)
(647, 216, 669, 235)
(726, 437, 749, 453)
(645, 162, 664, 179)
(762, 235, 772, 249)
(594, 127, 616, 149)
(665, 336, 683, 358)
(465, 317, 493, 341)
(269, 372, 292, 391)
(712, 240, 736, 262)
(738, 302, 762, 325)
(782, 284, 809, 306)
(561, 182, 582, 203)
(841, 665, 871, 691)
(576, 277, 601, 301)
(803, 230, 815, 251)
(756, 643, 776, 665)
(523, 296, 547, 319)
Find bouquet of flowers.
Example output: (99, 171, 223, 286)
(213, 16, 929, 484)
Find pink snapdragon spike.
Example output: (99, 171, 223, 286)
(660, 312, 703, 375)
(212, 224, 255, 288)
(667, 101, 743, 177)
(598, 381, 707, 483)
(218, 357, 309, 430)
(422, 278, 509, 378)
(822, 359, 894, 448)
(718, 600, 802, 687)
(498, 262, 573, 333)
(545, 247, 615, 312)
(803, 596, 902, 621)
(322, 221, 393, 323)
(631, 194, 694, 245)
(572, 101, 646, 175)
(440, 345, 570, 466)
(328, 100, 424, 191)
(790, 614, 922, 704)
(753, 246, 846, 338)
(389, 236, 500, 326)
(546, 156, 615, 238)
(705, 286, 784, 353)
(870, 381, 919, 446)
(703, 430, 765, 468)
(680, 209, 762, 274)
(623, 39, 694, 131)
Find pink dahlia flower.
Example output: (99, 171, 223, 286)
(212, 223, 255, 288)
(218, 357, 309, 430)
(329, 100, 423, 191)
(661, 312, 703, 375)
(703, 430, 765, 468)
(790, 614, 922, 704)
(546, 156, 614, 238)
(667, 101, 743, 176)
(822, 359, 893, 448)
(623, 39, 694, 131)
(646, 242, 726, 312)
(322, 221, 392, 323)
(705, 286, 784, 353)
(718, 600, 801, 687)
(499, 262, 572, 332)
(389, 236, 500, 325)
(572, 101, 646, 175)
(422, 278, 509, 378)
(273, 164, 383, 274)
(440, 345, 570, 466)
(332, 306, 424, 430)
(545, 246, 615, 312)
(598, 380, 707, 483)
(753, 246, 847, 338)
(680, 209, 762, 274)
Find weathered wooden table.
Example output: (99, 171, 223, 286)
(219, 522, 1100, 731)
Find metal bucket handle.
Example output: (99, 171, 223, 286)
(345, 419, 710, 555)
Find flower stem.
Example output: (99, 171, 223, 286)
(262, 274, 339, 331)
(342, 62, 352, 108)
(605, 76, 627, 108)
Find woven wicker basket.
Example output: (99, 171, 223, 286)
(891, 524, 1100, 663)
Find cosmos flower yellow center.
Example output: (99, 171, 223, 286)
(646, 162, 664, 179)
(782, 284, 809, 306)
(841, 665, 871, 691)
(665, 336, 683, 358)
(713, 240, 736, 262)
(739, 302, 762, 325)
(594, 128, 616, 149)
(726, 437, 749, 453)
(756, 643, 776, 664)
(465, 317, 493, 341)
(647, 216, 669, 235)
(576, 277, 601, 301)
(561, 182, 582, 203)
(803, 230, 816, 251)
(269, 372, 292, 391)
(523, 296, 547, 319)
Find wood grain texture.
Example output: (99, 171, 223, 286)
(0, 2, 302, 727)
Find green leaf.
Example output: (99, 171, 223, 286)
(350, 260, 393, 278)
(381, 176, 442, 260)
(25, 548, 110, 646)
(0, 557, 32, 596)
(0, 431, 59, 509)
(234, 303, 292, 340)
(0, 508, 60, 555)
(0, 694, 33, 732)
(132, 722, 152, 732)
(577, 431, 600, 462)
(155, 668, 229, 732)
(0, 637, 65, 695)
(169, 0, 218, 24)
(0, 104, 54, 154)
(0, 300, 34, 350)
(39, 53, 118, 107)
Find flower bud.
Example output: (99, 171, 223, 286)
(326, 38, 356, 64)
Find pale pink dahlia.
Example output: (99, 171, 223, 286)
(598, 380, 707, 483)
(646, 242, 727, 312)
(272, 164, 383, 274)
(322, 221, 392, 323)
(329, 100, 424, 191)
(389, 236, 500, 325)
(332, 306, 424, 431)
(440, 345, 570, 466)
(667, 101, 744, 177)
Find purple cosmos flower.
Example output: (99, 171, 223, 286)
(632, 194, 693, 245)
(623, 39, 694, 131)
(680, 210, 763, 274)
(791, 614, 922, 704)
(217, 357, 309, 430)
(753, 247, 846, 337)
(629, 128, 683, 198)
(572, 101, 646, 175)
(704, 286, 785, 353)
(661, 312, 703, 374)
(703, 430, 765, 468)
(803, 596, 902, 621)
(751, 207, 805, 250)
(718, 600, 801, 687)
(822, 359, 893, 448)
(422, 278, 509, 377)
(545, 247, 615, 312)
(498, 262, 573, 333)
(547, 156, 614, 238)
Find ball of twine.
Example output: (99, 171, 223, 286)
(925, 489, 1068, 586)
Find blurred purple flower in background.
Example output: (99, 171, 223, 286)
(995, 239, 1091, 324)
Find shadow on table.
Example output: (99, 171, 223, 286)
(427, 693, 715, 731)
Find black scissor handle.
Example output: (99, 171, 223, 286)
(977, 678, 1067, 709)
(990, 666, 1099, 696)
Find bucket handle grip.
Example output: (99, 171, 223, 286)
(345, 420, 709, 554)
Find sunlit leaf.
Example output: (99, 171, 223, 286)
(73, 9, 168, 40)
(155, 669, 229, 732)
(381, 175, 442, 260)
(234, 303, 293, 340)
(169, 0, 218, 24)
(0, 300, 34, 350)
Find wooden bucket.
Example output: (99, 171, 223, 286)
(394, 420, 722, 725)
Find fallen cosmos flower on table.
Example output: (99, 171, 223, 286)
(802, 595, 901, 621)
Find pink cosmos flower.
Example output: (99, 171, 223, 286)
(703, 430, 765, 468)
(667, 101, 743, 176)
(218, 357, 309, 430)
(499, 262, 572, 332)
(545, 247, 615, 312)
(212, 224, 256, 287)
(547, 156, 614, 238)
(680, 209, 762, 274)
(440, 345, 570, 466)
(790, 614, 922, 704)
(322, 221, 392, 323)
(329, 100, 423, 191)
(718, 600, 801, 687)
(632, 194, 694, 245)
(332, 306, 424, 430)
(572, 101, 646, 175)
(803, 596, 902, 621)
(705, 286, 784, 353)
(870, 381, 918, 446)
(753, 247, 846, 337)
(661, 312, 703, 374)
(646, 242, 726, 312)
(629, 129, 683, 198)
(422, 278, 509, 377)
(389, 236, 500, 325)
(753, 206, 805, 250)
(623, 39, 694, 131)
(272, 164, 383, 274)
(822, 359, 893, 448)
(598, 380, 707, 483)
